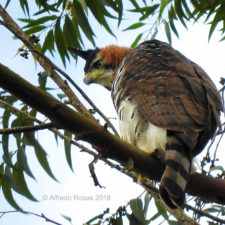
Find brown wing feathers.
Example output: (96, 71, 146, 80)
(74, 39, 223, 208)
(113, 40, 223, 208)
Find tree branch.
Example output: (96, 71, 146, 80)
(0, 4, 119, 136)
(1, 63, 225, 206)
(0, 122, 56, 134)
(0, 210, 62, 225)
(0, 3, 91, 118)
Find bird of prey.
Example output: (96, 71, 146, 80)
(69, 40, 223, 208)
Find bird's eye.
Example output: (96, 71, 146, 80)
(97, 61, 104, 69)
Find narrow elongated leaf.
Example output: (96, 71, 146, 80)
(208, 8, 223, 41)
(19, 0, 29, 16)
(5, 0, 12, 8)
(139, 4, 160, 21)
(12, 163, 37, 201)
(61, 214, 72, 224)
(34, 3, 59, 16)
(148, 212, 161, 222)
(55, 18, 67, 66)
(23, 132, 57, 181)
(42, 30, 54, 54)
(63, 15, 79, 48)
(169, 6, 179, 38)
(123, 22, 145, 31)
(151, 29, 158, 40)
(174, 0, 187, 28)
(17, 145, 35, 179)
(165, 21, 172, 44)
(85, 0, 115, 36)
(2, 176, 22, 210)
(72, 0, 95, 44)
(64, 130, 73, 171)
(159, 0, 172, 20)
(23, 15, 57, 28)
(24, 25, 46, 35)
(130, 0, 140, 11)
(0, 163, 3, 187)
(131, 33, 143, 48)
(2, 109, 12, 166)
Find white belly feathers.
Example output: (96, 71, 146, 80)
(118, 98, 167, 154)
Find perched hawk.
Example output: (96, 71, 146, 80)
(69, 40, 223, 208)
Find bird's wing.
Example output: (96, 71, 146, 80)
(116, 40, 222, 140)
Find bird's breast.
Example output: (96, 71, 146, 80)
(117, 98, 167, 155)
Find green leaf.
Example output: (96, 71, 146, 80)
(139, 4, 160, 21)
(155, 201, 168, 220)
(85, 213, 102, 224)
(150, 29, 158, 40)
(23, 15, 57, 28)
(165, 21, 172, 44)
(2, 109, 12, 166)
(12, 163, 37, 201)
(130, 0, 140, 11)
(55, 18, 68, 66)
(2, 175, 22, 211)
(148, 212, 161, 222)
(159, 0, 172, 20)
(17, 145, 35, 179)
(131, 33, 143, 48)
(19, 0, 29, 16)
(174, 0, 187, 28)
(0, 163, 3, 187)
(24, 25, 46, 35)
(5, 0, 12, 8)
(123, 22, 145, 31)
(63, 15, 80, 48)
(34, 3, 59, 16)
(129, 198, 145, 223)
(23, 132, 57, 181)
(64, 130, 73, 171)
(72, 0, 95, 45)
(208, 8, 223, 41)
(42, 30, 54, 54)
(61, 214, 72, 224)
(169, 6, 179, 38)
(85, 0, 115, 36)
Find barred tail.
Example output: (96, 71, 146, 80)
(159, 135, 193, 208)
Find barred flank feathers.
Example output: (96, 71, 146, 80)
(159, 136, 192, 208)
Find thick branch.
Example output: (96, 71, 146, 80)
(0, 63, 225, 205)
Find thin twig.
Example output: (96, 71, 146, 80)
(0, 122, 57, 134)
(0, 210, 62, 225)
(0, 4, 119, 136)
(185, 204, 225, 224)
(89, 154, 105, 188)
(0, 3, 92, 118)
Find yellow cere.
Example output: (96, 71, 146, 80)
(85, 71, 101, 80)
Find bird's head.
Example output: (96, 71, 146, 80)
(69, 45, 130, 91)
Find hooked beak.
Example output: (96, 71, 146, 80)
(83, 72, 100, 85)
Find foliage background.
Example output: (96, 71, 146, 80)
(0, 0, 225, 224)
